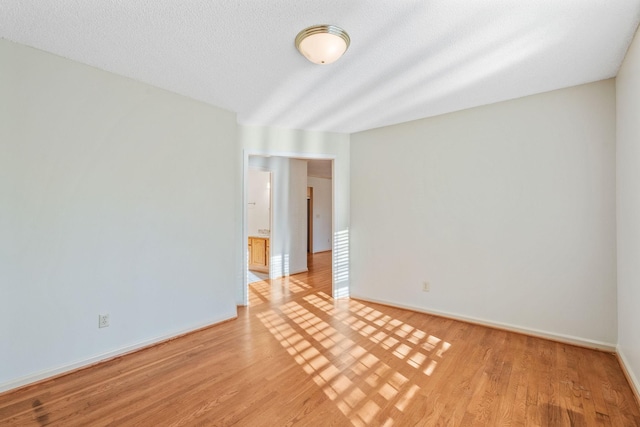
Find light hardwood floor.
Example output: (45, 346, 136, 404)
(1, 251, 639, 426)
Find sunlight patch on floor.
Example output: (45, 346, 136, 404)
(248, 276, 312, 306)
(304, 292, 452, 375)
(250, 249, 456, 426)
(257, 291, 453, 426)
(258, 308, 395, 426)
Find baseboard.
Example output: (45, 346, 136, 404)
(0, 314, 237, 395)
(616, 347, 640, 406)
(350, 294, 617, 352)
(312, 249, 332, 254)
(270, 267, 309, 280)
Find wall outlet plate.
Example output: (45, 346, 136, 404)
(422, 282, 430, 292)
(98, 313, 110, 328)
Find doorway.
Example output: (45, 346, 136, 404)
(242, 154, 336, 307)
(247, 168, 271, 284)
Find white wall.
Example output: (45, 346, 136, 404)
(288, 159, 309, 274)
(239, 126, 350, 303)
(617, 25, 640, 394)
(308, 176, 333, 253)
(247, 168, 270, 236)
(351, 80, 617, 347)
(0, 40, 238, 391)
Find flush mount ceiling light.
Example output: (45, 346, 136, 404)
(295, 25, 350, 65)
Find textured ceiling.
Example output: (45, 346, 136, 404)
(1, 1, 639, 133)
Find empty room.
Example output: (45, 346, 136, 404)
(1, 1, 640, 425)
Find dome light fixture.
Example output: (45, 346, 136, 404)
(295, 25, 350, 65)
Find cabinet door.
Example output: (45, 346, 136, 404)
(253, 238, 267, 267)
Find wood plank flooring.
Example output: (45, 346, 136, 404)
(1, 251, 639, 426)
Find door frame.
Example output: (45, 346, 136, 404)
(241, 149, 336, 307)
(307, 186, 313, 253)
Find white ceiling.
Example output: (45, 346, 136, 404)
(2, 1, 639, 133)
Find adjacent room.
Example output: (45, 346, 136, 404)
(1, 1, 640, 425)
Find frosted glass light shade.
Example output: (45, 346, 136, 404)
(295, 25, 350, 65)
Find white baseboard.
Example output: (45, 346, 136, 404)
(350, 294, 617, 352)
(312, 249, 332, 254)
(0, 314, 237, 394)
(617, 347, 640, 405)
(270, 267, 309, 280)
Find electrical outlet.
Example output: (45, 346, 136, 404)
(98, 313, 109, 328)
(422, 282, 430, 292)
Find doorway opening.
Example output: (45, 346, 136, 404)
(242, 154, 334, 306)
(247, 168, 271, 285)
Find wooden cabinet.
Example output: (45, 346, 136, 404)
(248, 237, 269, 273)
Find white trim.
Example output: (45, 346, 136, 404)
(0, 314, 236, 394)
(350, 294, 617, 352)
(617, 347, 640, 404)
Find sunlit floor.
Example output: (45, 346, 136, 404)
(246, 252, 640, 426)
(245, 253, 639, 426)
(1, 251, 639, 426)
